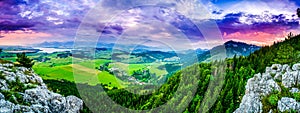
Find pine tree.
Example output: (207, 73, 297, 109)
(16, 53, 34, 68)
(215, 101, 223, 112)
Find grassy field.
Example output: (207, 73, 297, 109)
(33, 58, 168, 88)
(110, 62, 168, 76)
(34, 63, 124, 88)
(2, 57, 17, 62)
(3, 51, 170, 88)
(2, 52, 125, 88)
(32, 57, 124, 88)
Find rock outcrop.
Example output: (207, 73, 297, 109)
(278, 97, 300, 112)
(234, 63, 300, 113)
(0, 63, 83, 113)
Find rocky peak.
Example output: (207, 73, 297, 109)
(0, 63, 83, 113)
(234, 63, 300, 113)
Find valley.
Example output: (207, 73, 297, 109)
(0, 40, 260, 90)
(2, 38, 296, 112)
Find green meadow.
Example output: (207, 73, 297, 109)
(1, 50, 176, 89)
(32, 58, 122, 87)
(31, 55, 168, 89)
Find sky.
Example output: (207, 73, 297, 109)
(0, 0, 300, 49)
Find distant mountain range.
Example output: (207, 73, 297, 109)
(34, 40, 261, 61)
(35, 40, 259, 53)
(220, 40, 261, 57)
(34, 41, 158, 51)
(173, 40, 261, 65)
(34, 41, 74, 48)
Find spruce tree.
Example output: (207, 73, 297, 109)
(16, 53, 34, 68)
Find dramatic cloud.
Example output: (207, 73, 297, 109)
(0, 30, 53, 45)
(0, 20, 34, 31)
(0, 0, 300, 48)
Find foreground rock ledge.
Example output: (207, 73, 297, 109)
(0, 63, 83, 113)
(234, 63, 300, 113)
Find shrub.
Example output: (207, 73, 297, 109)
(16, 53, 34, 68)
(0, 59, 11, 64)
(293, 92, 300, 101)
(24, 70, 31, 76)
(0, 71, 5, 79)
(268, 94, 279, 106)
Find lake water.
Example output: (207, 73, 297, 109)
(35, 47, 71, 53)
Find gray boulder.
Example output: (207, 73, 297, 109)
(292, 63, 300, 71)
(290, 88, 300, 93)
(235, 63, 300, 113)
(0, 63, 83, 113)
(0, 93, 4, 100)
(278, 97, 300, 112)
(24, 87, 52, 105)
(48, 94, 67, 112)
(234, 93, 262, 113)
(3, 71, 16, 82)
(65, 96, 84, 113)
(282, 70, 299, 88)
(0, 99, 15, 113)
(13, 105, 33, 113)
(234, 73, 280, 113)
(245, 73, 280, 96)
(31, 104, 50, 113)
(0, 79, 8, 90)
(270, 64, 282, 74)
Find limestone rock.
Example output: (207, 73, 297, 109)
(234, 93, 262, 113)
(24, 87, 52, 105)
(278, 97, 300, 112)
(235, 63, 300, 113)
(30, 104, 50, 113)
(0, 99, 15, 113)
(13, 105, 33, 113)
(0, 79, 8, 90)
(245, 73, 280, 96)
(292, 63, 300, 71)
(0, 63, 83, 113)
(65, 96, 84, 113)
(270, 64, 282, 74)
(290, 88, 300, 93)
(0, 93, 4, 100)
(282, 70, 300, 88)
(48, 94, 67, 112)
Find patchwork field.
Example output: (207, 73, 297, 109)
(2, 50, 178, 89)
(33, 58, 123, 88)
(110, 62, 168, 76)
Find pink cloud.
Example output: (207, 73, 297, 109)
(0, 30, 53, 45)
(224, 31, 288, 46)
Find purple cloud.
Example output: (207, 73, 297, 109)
(216, 12, 300, 35)
(0, 20, 34, 31)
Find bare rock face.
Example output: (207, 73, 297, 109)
(235, 63, 300, 113)
(65, 96, 84, 113)
(0, 80, 8, 90)
(234, 93, 262, 113)
(290, 88, 300, 93)
(234, 73, 280, 113)
(0, 63, 83, 113)
(282, 71, 299, 88)
(245, 73, 281, 96)
(0, 99, 15, 113)
(278, 97, 300, 112)
(0, 93, 4, 100)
